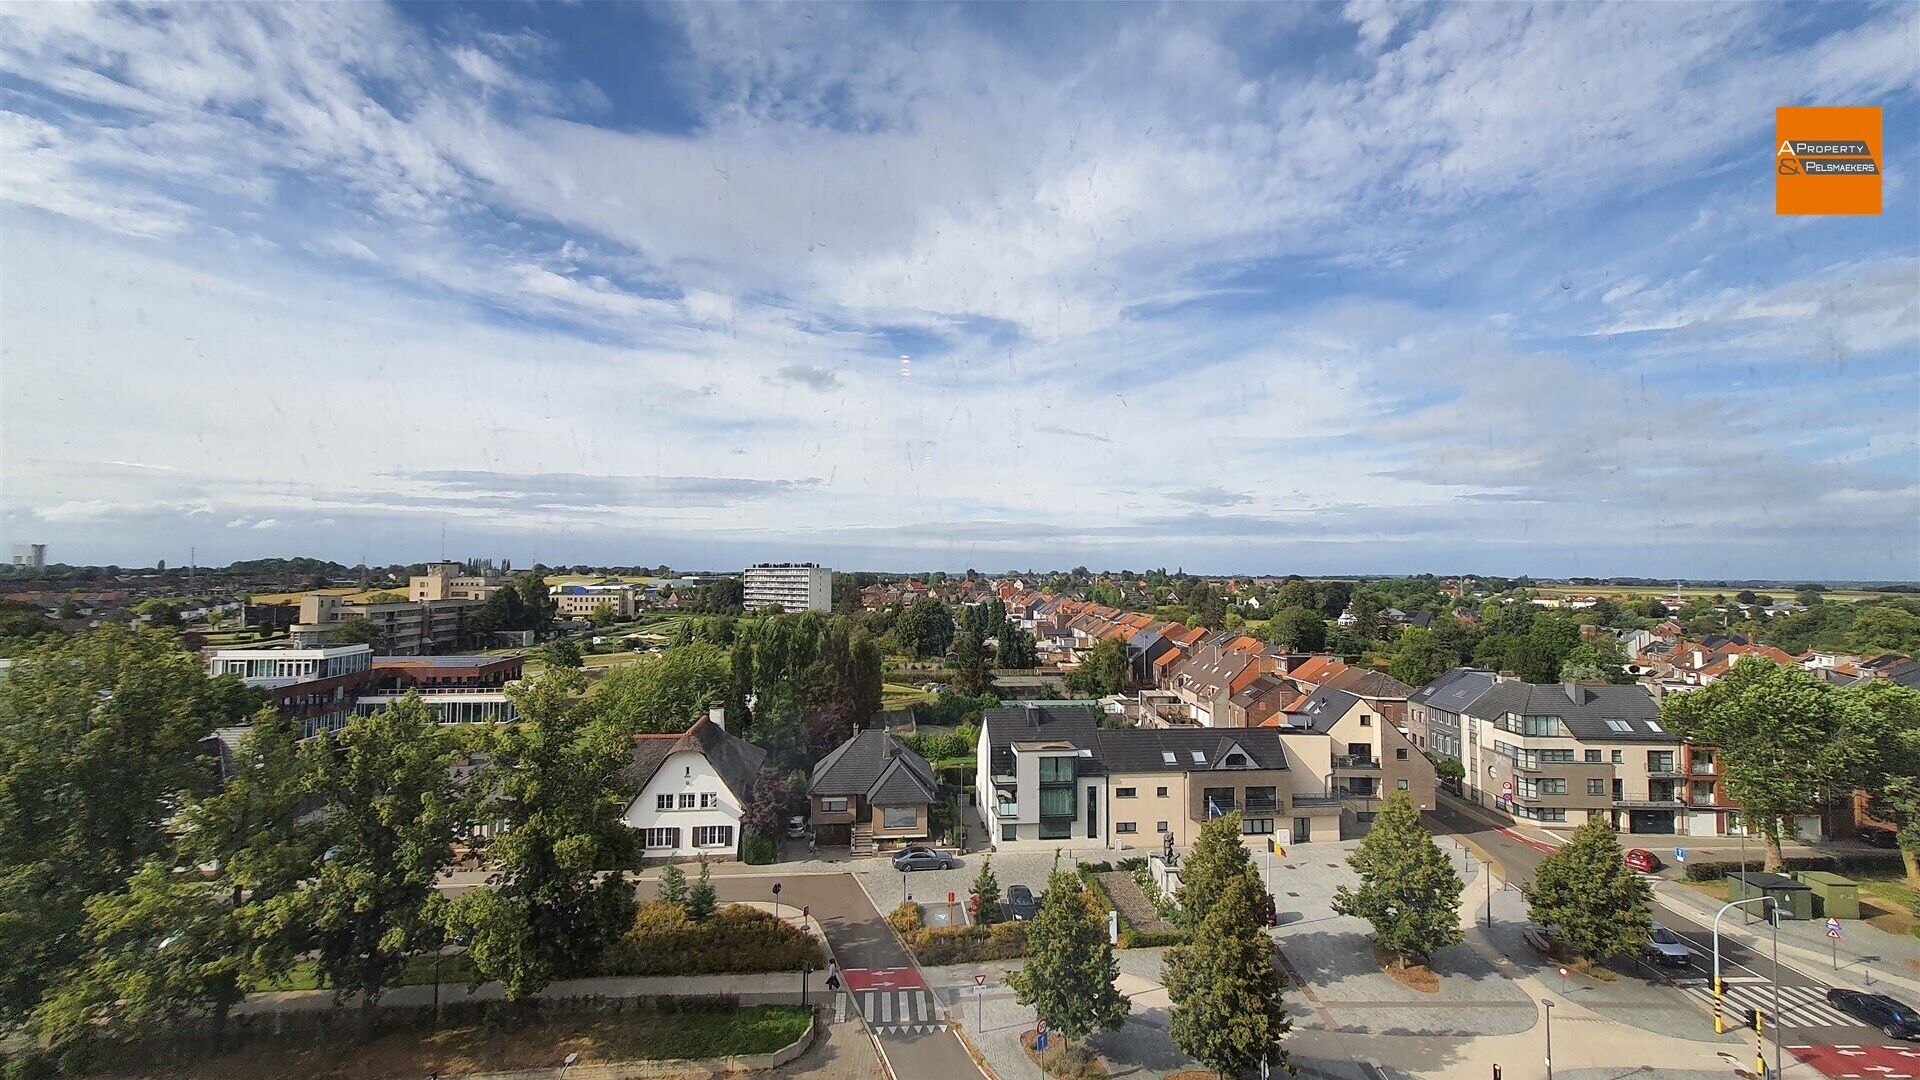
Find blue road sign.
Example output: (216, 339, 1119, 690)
(1674, 848, 1687, 863)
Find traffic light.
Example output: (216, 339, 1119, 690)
(1743, 1007, 1760, 1031)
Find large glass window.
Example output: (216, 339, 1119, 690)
(1039, 786, 1076, 818)
(1039, 818, 1072, 839)
(882, 806, 918, 829)
(1038, 756, 1077, 784)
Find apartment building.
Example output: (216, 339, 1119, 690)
(292, 592, 483, 655)
(550, 582, 637, 620)
(410, 562, 502, 602)
(10, 543, 47, 569)
(1407, 667, 1497, 758)
(208, 644, 521, 736)
(977, 702, 1433, 852)
(742, 563, 832, 612)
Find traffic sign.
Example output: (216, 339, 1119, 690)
(948, 890, 956, 905)
(1825, 917, 1843, 939)
(975, 973, 986, 987)
(1674, 847, 1687, 863)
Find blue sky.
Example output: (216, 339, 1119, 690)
(1, 1, 1915, 578)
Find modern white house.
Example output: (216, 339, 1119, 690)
(618, 705, 767, 861)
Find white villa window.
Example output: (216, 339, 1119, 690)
(693, 825, 734, 848)
(656, 794, 674, 811)
(640, 827, 680, 849)
(678, 792, 696, 809)
(699, 792, 719, 809)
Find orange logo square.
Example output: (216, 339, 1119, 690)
(1776, 106, 1881, 215)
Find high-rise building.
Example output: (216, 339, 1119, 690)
(742, 562, 832, 612)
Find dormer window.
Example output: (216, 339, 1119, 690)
(1224, 752, 1248, 768)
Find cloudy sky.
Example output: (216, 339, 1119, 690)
(1, 2, 1915, 579)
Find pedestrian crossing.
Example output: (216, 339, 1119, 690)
(855, 987, 944, 1035)
(1676, 977, 1864, 1030)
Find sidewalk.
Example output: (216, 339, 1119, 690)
(1653, 879, 1920, 996)
(238, 970, 828, 1015)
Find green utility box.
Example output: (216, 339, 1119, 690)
(1795, 871, 1860, 920)
(1725, 871, 1814, 922)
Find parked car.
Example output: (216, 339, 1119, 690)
(1643, 923, 1692, 967)
(891, 846, 957, 872)
(1858, 827, 1899, 849)
(1624, 848, 1660, 873)
(1003, 885, 1038, 921)
(786, 815, 808, 839)
(1826, 989, 1920, 1040)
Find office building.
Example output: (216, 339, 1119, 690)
(292, 592, 484, 655)
(550, 582, 638, 620)
(206, 645, 521, 738)
(743, 563, 832, 612)
(10, 544, 46, 569)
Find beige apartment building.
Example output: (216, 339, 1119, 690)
(410, 562, 501, 602)
(551, 583, 638, 620)
(292, 592, 482, 655)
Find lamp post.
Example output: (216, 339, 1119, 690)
(1770, 904, 1783, 1080)
(772, 881, 783, 921)
(1543, 999, 1554, 1080)
(1711, 896, 1771, 1032)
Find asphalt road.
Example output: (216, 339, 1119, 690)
(638, 871, 985, 1080)
(1427, 795, 1889, 1049)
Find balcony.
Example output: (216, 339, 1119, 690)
(1646, 767, 1685, 779)
(1333, 755, 1380, 771)
(1291, 793, 1342, 807)
(1244, 795, 1280, 815)
(1691, 762, 1718, 776)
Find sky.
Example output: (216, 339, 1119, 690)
(0, 2, 1916, 580)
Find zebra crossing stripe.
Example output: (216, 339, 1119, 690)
(1680, 982, 1859, 1028)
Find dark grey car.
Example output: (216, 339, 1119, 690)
(891, 846, 956, 871)
(1003, 884, 1037, 921)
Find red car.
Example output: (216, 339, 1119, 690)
(1624, 849, 1660, 873)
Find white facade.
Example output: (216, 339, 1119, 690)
(621, 749, 745, 859)
(207, 644, 373, 688)
(743, 563, 833, 613)
(10, 544, 46, 569)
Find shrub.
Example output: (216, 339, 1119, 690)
(907, 922, 1029, 965)
(1681, 852, 1904, 883)
(603, 902, 823, 976)
(741, 834, 777, 865)
(888, 901, 924, 936)
(1115, 856, 1147, 872)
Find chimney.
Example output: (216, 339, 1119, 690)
(1563, 682, 1583, 704)
(708, 702, 726, 731)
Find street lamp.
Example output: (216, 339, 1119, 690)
(1542, 999, 1554, 1080)
(1710, 896, 1771, 1032)
(772, 881, 783, 921)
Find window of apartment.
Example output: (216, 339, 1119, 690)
(1516, 806, 1567, 822)
(1395, 748, 1408, 760)
(655, 794, 674, 812)
(699, 792, 719, 809)
(640, 827, 680, 849)
(678, 792, 696, 809)
(1002, 824, 1017, 841)
(1647, 751, 1675, 773)
(1241, 817, 1274, 835)
(1156, 786, 1169, 798)
(1039, 757, 1077, 784)
(1116, 787, 1137, 798)
(1039, 787, 1076, 818)
(1116, 822, 1138, 834)
(1397, 779, 1410, 790)
(1039, 818, 1072, 840)
(1612, 750, 1624, 765)
(883, 807, 917, 830)
(820, 797, 848, 813)
(1224, 752, 1248, 767)
(1605, 720, 1633, 734)
(1156, 821, 1170, 833)
(1588, 779, 1606, 796)
(692, 825, 733, 848)
(1585, 749, 1602, 763)
(1359, 715, 1372, 727)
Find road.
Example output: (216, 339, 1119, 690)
(1428, 796, 1908, 1077)
(637, 871, 985, 1080)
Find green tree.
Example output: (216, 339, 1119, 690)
(1662, 659, 1858, 869)
(659, 863, 690, 907)
(895, 598, 956, 659)
(1175, 811, 1257, 929)
(1332, 791, 1463, 968)
(1005, 869, 1129, 1048)
(946, 629, 993, 695)
(264, 696, 466, 1031)
(540, 637, 584, 670)
(1065, 637, 1127, 697)
(136, 598, 182, 627)
(589, 602, 619, 628)
(1260, 606, 1328, 652)
(446, 669, 637, 1000)
(1840, 679, 1920, 885)
(1847, 605, 1920, 656)
(328, 616, 390, 651)
(686, 861, 717, 921)
(1522, 817, 1652, 961)
(1389, 627, 1458, 687)
(588, 643, 732, 734)
(516, 571, 559, 634)
(1166, 871, 1290, 1080)
(995, 624, 1040, 669)
(972, 858, 1001, 927)
(0, 627, 226, 1024)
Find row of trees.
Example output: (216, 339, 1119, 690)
(1167, 814, 1292, 1077)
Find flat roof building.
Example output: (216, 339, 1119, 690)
(743, 563, 832, 613)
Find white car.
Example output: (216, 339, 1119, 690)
(786, 815, 808, 839)
(1644, 923, 1692, 967)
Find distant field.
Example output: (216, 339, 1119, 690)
(1530, 584, 1893, 603)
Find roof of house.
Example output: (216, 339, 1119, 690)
(1324, 667, 1415, 700)
(1288, 655, 1349, 685)
(1461, 682, 1668, 742)
(981, 705, 1105, 775)
(1409, 667, 1499, 714)
(810, 730, 939, 805)
(620, 716, 768, 802)
(1408, 611, 1436, 628)
(1094, 728, 1292, 773)
(1278, 685, 1362, 733)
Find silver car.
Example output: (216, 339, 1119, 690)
(1644, 923, 1692, 967)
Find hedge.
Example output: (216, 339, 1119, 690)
(1682, 852, 1906, 883)
(741, 834, 777, 865)
(1081, 866, 1187, 950)
(906, 922, 1029, 965)
(603, 902, 823, 976)
(888, 901, 924, 936)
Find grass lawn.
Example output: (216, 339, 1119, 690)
(87, 1006, 813, 1079)
(1855, 871, 1919, 937)
(882, 681, 936, 709)
(248, 954, 481, 993)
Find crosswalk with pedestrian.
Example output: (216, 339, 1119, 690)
(1675, 977, 1865, 1030)
(853, 987, 944, 1035)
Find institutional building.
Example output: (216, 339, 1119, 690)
(9, 544, 46, 569)
(742, 563, 832, 612)
(550, 582, 638, 620)
(291, 592, 483, 655)
(410, 562, 502, 602)
(206, 644, 521, 738)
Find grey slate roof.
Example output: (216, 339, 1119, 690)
(1094, 728, 1291, 772)
(1461, 681, 1667, 742)
(1410, 667, 1499, 713)
(1280, 685, 1362, 733)
(620, 717, 768, 802)
(981, 705, 1105, 775)
(1325, 667, 1415, 700)
(811, 730, 938, 805)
